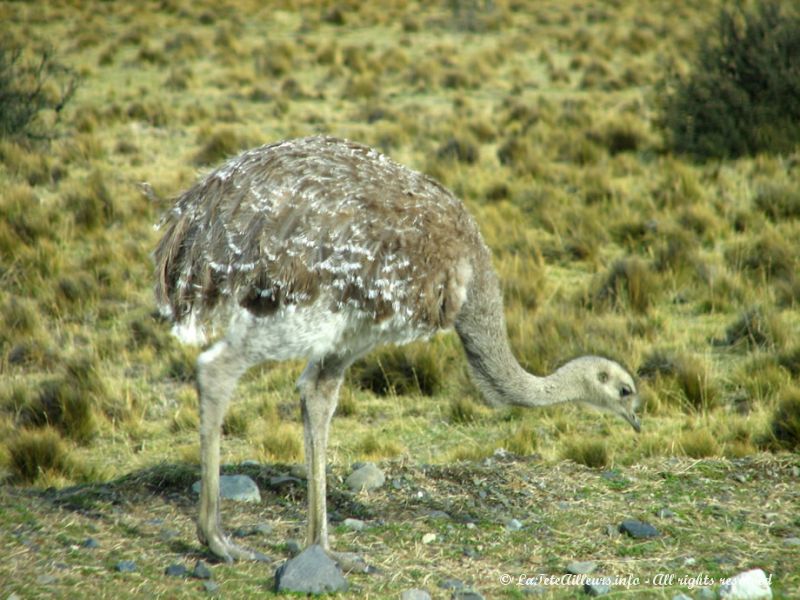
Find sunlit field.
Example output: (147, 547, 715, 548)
(1, 1, 798, 597)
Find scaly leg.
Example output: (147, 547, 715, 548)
(196, 341, 265, 562)
(297, 358, 374, 574)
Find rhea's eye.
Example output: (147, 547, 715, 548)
(620, 384, 633, 397)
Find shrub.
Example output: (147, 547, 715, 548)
(0, 37, 79, 138)
(660, 1, 800, 158)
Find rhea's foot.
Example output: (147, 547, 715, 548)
(199, 527, 270, 563)
(324, 549, 381, 575)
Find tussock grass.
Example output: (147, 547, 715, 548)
(768, 387, 800, 451)
(259, 424, 303, 463)
(678, 428, 720, 458)
(590, 257, 659, 314)
(638, 351, 719, 413)
(353, 431, 405, 460)
(717, 307, 787, 351)
(561, 437, 610, 468)
(193, 126, 258, 166)
(6, 427, 75, 483)
(350, 344, 446, 397)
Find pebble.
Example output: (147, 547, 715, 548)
(422, 532, 436, 544)
(439, 578, 465, 590)
(566, 561, 597, 575)
(346, 462, 385, 492)
(269, 475, 302, 488)
(343, 518, 366, 531)
(619, 519, 660, 539)
(657, 508, 676, 519)
(506, 518, 524, 531)
(274, 544, 348, 594)
(286, 538, 302, 556)
(583, 576, 612, 596)
(165, 564, 189, 577)
(35, 575, 57, 585)
(453, 591, 485, 600)
(400, 589, 432, 600)
(696, 588, 716, 600)
(115, 560, 137, 573)
(719, 568, 772, 600)
(202, 581, 220, 594)
(192, 475, 261, 503)
(783, 537, 800, 546)
(193, 560, 212, 580)
(82, 537, 100, 549)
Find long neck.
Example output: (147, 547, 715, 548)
(455, 249, 581, 408)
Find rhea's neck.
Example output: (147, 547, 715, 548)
(454, 251, 582, 408)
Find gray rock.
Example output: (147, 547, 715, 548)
(696, 588, 717, 600)
(657, 508, 676, 519)
(82, 537, 99, 549)
(192, 475, 261, 503)
(115, 560, 137, 573)
(202, 580, 220, 594)
(619, 519, 660, 539)
(286, 538, 302, 556)
(269, 475, 302, 488)
(783, 536, 800, 546)
(240, 459, 260, 467)
(584, 576, 612, 596)
(343, 518, 365, 531)
(36, 574, 57, 585)
(401, 590, 432, 600)
(274, 544, 348, 594)
(453, 591, 485, 600)
(506, 518, 524, 531)
(719, 568, 772, 600)
(165, 564, 188, 577)
(193, 560, 212, 580)
(566, 560, 597, 575)
(290, 463, 308, 479)
(346, 462, 385, 492)
(439, 578, 465, 590)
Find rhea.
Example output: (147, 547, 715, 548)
(153, 136, 641, 566)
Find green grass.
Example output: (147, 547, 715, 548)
(0, 0, 799, 597)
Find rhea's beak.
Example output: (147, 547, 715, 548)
(624, 410, 642, 433)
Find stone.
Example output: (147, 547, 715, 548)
(584, 576, 612, 596)
(346, 462, 385, 492)
(619, 519, 660, 539)
(115, 560, 137, 573)
(193, 560, 212, 580)
(506, 518, 524, 531)
(82, 537, 100, 549)
(36, 575, 57, 585)
(401, 589, 432, 600)
(657, 508, 676, 519)
(202, 581, 220, 594)
(783, 536, 800, 546)
(696, 589, 716, 600)
(422, 532, 436, 544)
(439, 578, 465, 590)
(454, 591, 485, 600)
(192, 475, 261, 503)
(165, 564, 189, 577)
(269, 475, 302, 488)
(566, 561, 597, 575)
(286, 538, 302, 556)
(274, 544, 348, 594)
(343, 518, 365, 531)
(719, 568, 772, 600)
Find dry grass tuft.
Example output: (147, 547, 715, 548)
(6, 427, 74, 483)
(561, 437, 609, 468)
(768, 387, 800, 451)
(678, 428, 720, 458)
(351, 345, 446, 397)
(638, 351, 719, 412)
(717, 307, 786, 351)
(590, 257, 659, 313)
(259, 424, 303, 463)
(193, 127, 258, 166)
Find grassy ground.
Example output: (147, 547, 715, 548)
(1, 0, 799, 597)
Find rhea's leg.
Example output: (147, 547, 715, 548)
(196, 340, 264, 562)
(298, 358, 373, 574)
